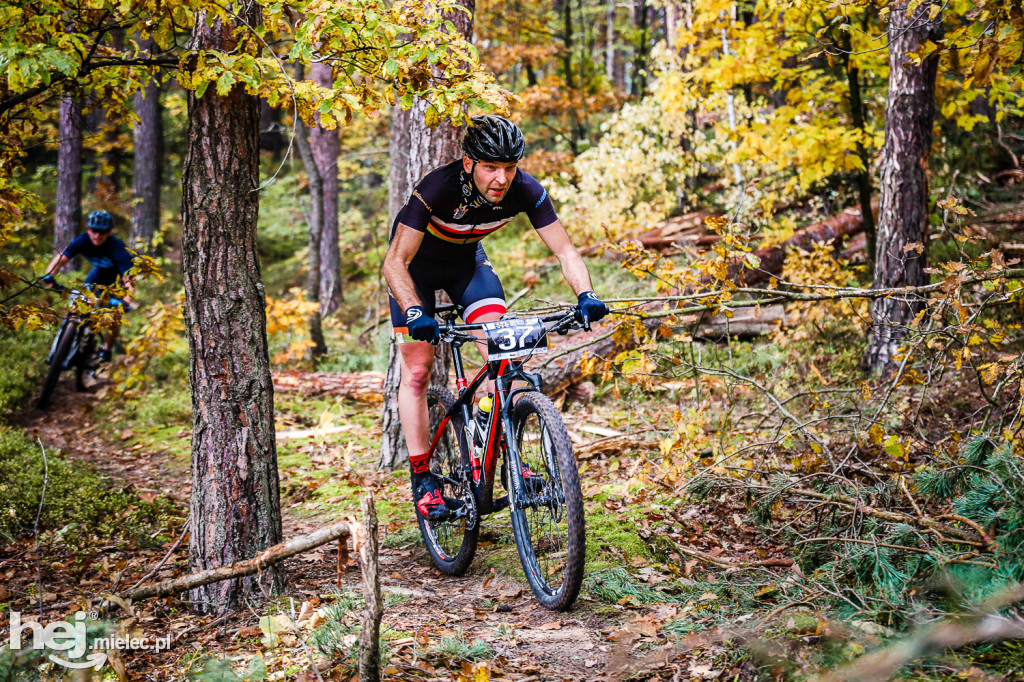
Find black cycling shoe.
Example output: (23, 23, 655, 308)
(96, 348, 112, 364)
(413, 472, 452, 521)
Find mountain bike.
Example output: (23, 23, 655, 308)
(37, 286, 124, 410)
(416, 304, 587, 611)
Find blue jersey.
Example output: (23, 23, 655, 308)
(62, 234, 135, 286)
(393, 160, 559, 261)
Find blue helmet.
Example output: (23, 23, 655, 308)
(86, 210, 113, 232)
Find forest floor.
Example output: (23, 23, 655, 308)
(1, 370, 800, 681)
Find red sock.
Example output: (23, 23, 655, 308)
(409, 452, 431, 474)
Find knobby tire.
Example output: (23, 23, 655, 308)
(75, 332, 97, 391)
(508, 391, 585, 611)
(416, 385, 479, 575)
(38, 320, 77, 410)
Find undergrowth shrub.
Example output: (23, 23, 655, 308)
(0, 327, 48, 415)
(693, 434, 1024, 625)
(0, 426, 175, 547)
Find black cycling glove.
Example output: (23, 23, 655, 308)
(405, 306, 440, 342)
(41, 274, 57, 288)
(575, 291, 609, 327)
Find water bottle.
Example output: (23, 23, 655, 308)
(474, 395, 493, 447)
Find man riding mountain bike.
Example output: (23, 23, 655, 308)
(41, 209, 136, 363)
(383, 115, 609, 521)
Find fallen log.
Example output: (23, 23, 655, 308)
(273, 370, 385, 403)
(580, 209, 713, 256)
(111, 519, 353, 605)
(691, 304, 788, 340)
(714, 200, 877, 287)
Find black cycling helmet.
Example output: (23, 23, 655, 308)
(462, 115, 525, 163)
(86, 210, 113, 232)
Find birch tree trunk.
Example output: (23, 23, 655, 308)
(378, 0, 473, 470)
(865, 0, 942, 373)
(182, 2, 284, 615)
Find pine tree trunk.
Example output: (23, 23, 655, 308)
(311, 63, 344, 316)
(379, 1, 473, 470)
(55, 94, 83, 261)
(182, 4, 284, 615)
(865, 1, 941, 374)
(130, 39, 162, 255)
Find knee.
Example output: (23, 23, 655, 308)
(402, 365, 432, 395)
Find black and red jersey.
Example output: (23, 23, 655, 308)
(392, 160, 558, 261)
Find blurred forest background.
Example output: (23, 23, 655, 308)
(2, 0, 1024, 679)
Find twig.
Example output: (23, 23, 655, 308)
(107, 520, 352, 608)
(795, 537, 995, 568)
(359, 493, 383, 682)
(34, 438, 50, 619)
(126, 517, 190, 592)
(939, 514, 993, 548)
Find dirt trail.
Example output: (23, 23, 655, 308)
(15, 380, 625, 681)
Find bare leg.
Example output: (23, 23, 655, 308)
(397, 341, 436, 455)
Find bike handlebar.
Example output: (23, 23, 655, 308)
(39, 279, 130, 311)
(436, 308, 583, 345)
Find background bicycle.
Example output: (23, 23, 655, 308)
(37, 284, 126, 410)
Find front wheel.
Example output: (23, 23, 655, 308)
(415, 385, 479, 576)
(75, 330, 98, 391)
(37, 319, 77, 409)
(508, 391, 585, 611)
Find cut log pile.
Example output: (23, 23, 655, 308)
(273, 370, 385, 402)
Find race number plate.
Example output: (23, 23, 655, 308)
(482, 318, 549, 361)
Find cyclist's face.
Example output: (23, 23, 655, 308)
(464, 157, 517, 203)
(87, 228, 111, 246)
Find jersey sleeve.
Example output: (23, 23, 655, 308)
(518, 171, 558, 229)
(112, 241, 136, 276)
(61, 234, 88, 259)
(396, 168, 448, 232)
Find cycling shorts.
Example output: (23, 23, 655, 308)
(84, 266, 119, 287)
(390, 246, 506, 341)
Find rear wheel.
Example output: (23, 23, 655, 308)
(508, 391, 585, 610)
(38, 319, 77, 409)
(75, 330, 97, 391)
(415, 385, 479, 575)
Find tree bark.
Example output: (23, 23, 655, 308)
(293, 75, 328, 363)
(182, 4, 285, 615)
(840, 31, 875, 269)
(55, 94, 83, 262)
(310, 63, 344, 316)
(631, 0, 649, 96)
(130, 38, 162, 255)
(379, 0, 473, 470)
(866, 1, 941, 373)
(562, 0, 584, 153)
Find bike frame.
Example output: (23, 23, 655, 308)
(425, 313, 565, 517)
